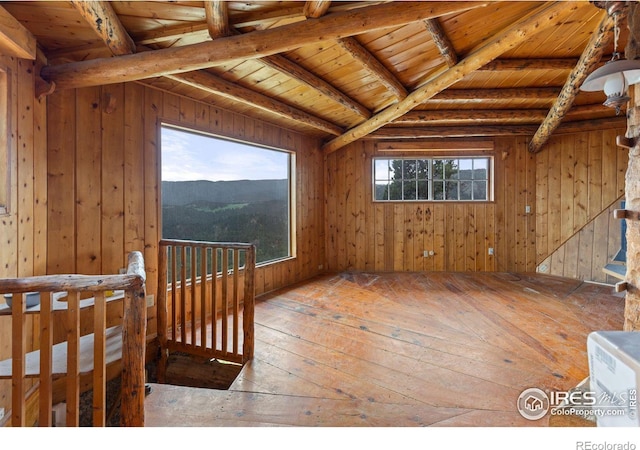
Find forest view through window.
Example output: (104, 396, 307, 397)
(161, 124, 293, 265)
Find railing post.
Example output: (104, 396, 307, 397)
(120, 251, 147, 426)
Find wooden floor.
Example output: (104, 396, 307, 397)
(145, 271, 625, 427)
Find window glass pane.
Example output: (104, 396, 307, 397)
(433, 160, 444, 179)
(375, 181, 390, 200)
(445, 181, 459, 200)
(473, 181, 487, 200)
(161, 125, 292, 265)
(459, 159, 473, 180)
(388, 179, 403, 200)
(402, 160, 417, 181)
(460, 180, 472, 200)
(473, 158, 488, 180)
(434, 180, 444, 200)
(403, 180, 417, 200)
(444, 159, 459, 180)
(374, 159, 390, 182)
(417, 181, 429, 200)
(417, 160, 429, 180)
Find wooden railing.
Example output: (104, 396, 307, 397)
(0, 251, 146, 427)
(157, 240, 255, 379)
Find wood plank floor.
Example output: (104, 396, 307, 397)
(145, 271, 625, 427)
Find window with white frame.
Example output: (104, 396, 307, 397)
(373, 157, 492, 202)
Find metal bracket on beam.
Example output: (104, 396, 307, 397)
(614, 209, 640, 220)
(616, 135, 635, 149)
(615, 281, 628, 293)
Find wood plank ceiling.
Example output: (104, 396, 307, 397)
(1, 1, 630, 153)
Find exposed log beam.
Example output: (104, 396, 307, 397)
(478, 58, 578, 71)
(42, 2, 485, 91)
(204, 0, 231, 38)
(424, 18, 458, 67)
(304, 1, 332, 19)
(71, 0, 135, 56)
(431, 87, 561, 103)
(0, 5, 36, 59)
(394, 105, 613, 125)
(529, 8, 618, 153)
(337, 37, 408, 100)
(368, 116, 627, 139)
(370, 125, 538, 138)
(322, 2, 576, 154)
(164, 71, 343, 136)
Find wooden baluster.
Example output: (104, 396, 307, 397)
(233, 249, 240, 356)
(11, 292, 26, 427)
(171, 245, 177, 343)
(222, 247, 229, 355)
(93, 291, 106, 426)
(39, 292, 53, 427)
(157, 244, 168, 383)
(211, 247, 218, 352)
(191, 245, 197, 347)
(200, 246, 208, 349)
(66, 291, 80, 427)
(180, 245, 187, 345)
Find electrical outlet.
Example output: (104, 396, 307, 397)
(146, 295, 154, 307)
(488, 247, 494, 256)
(0, 407, 4, 421)
(525, 205, 531, 214)
(423, 250, 429, 257)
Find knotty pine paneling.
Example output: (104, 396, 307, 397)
(535, 128, 627, 267)
(0, 55, 47, 418)
(538, 198, 623, 283)
(45, 83, 326, 339)
(324, 138, 536, 272)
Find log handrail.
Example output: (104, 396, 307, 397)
(157, 240, 255, 382)
(0, 251, 146, 427)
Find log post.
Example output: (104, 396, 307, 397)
(624, 2, 640, 331)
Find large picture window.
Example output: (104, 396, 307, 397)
(374, 157, 492, 202)
(161, 124, 294, 265)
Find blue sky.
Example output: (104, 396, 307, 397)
(161, 125, 289, 182)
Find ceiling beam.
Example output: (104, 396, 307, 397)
(165, 71, 344, 136)
(368, 116, 627, 139)
(204, 1, 231, 38)
(478, 58, 578, 71)
(336, 37, 408, 100)
(424, 18, 458, 67)
(303, 1, 332, 19)
(431, 87, 561, 103)
(322, 2, 576, 154)
(41, 1, 485, 91)
(528, 7, 618, 153)
(0, 5, 36, 59)
(71, 0, 135, 56)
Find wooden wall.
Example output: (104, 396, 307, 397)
(0, 54, 47, 417)
(535, 128, 627, 280)
(536, 129, 627, 262)
(46, 82, 326, 337)
(324, 136, 537, 272)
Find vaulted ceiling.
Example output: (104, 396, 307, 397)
(0, 1, 632, 153)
